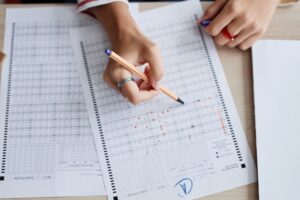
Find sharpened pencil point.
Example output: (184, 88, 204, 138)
(105, 48, 112, 56)
(177, 98, 184, 105)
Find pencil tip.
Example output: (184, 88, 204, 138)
(104, 48, 112, 56)
(177, 98, 184, 105)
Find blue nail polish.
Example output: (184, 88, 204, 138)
(200, 19, 211, 27)
(104, 48, 112, 56)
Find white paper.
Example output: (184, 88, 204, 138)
(71, 1, 257, 200)
(252, 40, 300, 200)
(0, 7, 103, 198)
(0, 4, 139, 198)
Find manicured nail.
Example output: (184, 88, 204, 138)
(200, 19, 211, 27)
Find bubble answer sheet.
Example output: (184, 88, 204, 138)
(0, 5, 135, 198)
(70, 0, 257, 200)
(0, 7, 104, 198)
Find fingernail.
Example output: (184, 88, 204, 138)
(200, 19, 211, 27)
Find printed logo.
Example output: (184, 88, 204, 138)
(174, 178, 193, 197)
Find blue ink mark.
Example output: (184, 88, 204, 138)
(174, 178, 193, 197)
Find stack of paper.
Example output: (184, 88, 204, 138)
(0, 1, 256, 199)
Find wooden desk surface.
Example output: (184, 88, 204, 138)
(0, 2, 299, 200)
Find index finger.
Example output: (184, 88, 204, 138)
(206, 4, 235, 36)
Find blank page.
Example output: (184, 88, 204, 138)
(253, 40, 300, 200)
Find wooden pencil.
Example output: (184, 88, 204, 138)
(105, 49, 184, 105)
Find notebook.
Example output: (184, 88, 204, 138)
(252, 40, 300, 200)
(70, 0, 257, 200)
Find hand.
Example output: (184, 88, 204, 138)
(104, 30, 163, 105)
(201, 0, 280, 50)
(90, 3, 164, 105)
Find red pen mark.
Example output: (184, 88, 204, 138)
(215, 108, 227, 135)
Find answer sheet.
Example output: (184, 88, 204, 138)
(71, 1, 257, 200)
(0, 6, 118, 198)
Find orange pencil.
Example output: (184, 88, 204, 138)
(105, 49, 184, 105)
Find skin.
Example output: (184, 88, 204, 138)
(201, 0, 281, 50)
(90, 3, 163, 105)
(90, 0, 280, 104)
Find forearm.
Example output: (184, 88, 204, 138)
(89, 2, 140, 43)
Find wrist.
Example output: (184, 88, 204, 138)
(90, 2, 140, 42)
(111, 25, 143, 46)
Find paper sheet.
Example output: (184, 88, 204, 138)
(71, 1, 257, 200)
(0, 5, 143, 197)
(252, 40, 300, 200)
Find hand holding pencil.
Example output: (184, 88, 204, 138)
(101, 32, 165, 105)
(105, 49, 184, 105)
(90, 2, 165, 105)
(91, 2, 184, 105)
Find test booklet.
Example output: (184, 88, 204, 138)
(0, 0, 256, 199)
(70, 0, 257, 200)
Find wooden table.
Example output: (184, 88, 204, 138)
(0, 1, 299, 200)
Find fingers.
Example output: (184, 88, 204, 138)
(103, 62, 159, 105)
(205, 3, 236, 37)
(143, 43, 164, 89)
(204, 0, 274, 50)
(201, 0, 227, 21)
(137, 89, 160, 103)
(227, 27, 255, 48)
(214, 32, 230, 46)
(238, 33, 261, 51)
(121, 80, 159, 105)
(103, 67, 118, 90)
(226, 17, 248, 37)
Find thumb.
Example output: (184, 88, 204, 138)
(143, 44, 164, 88)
